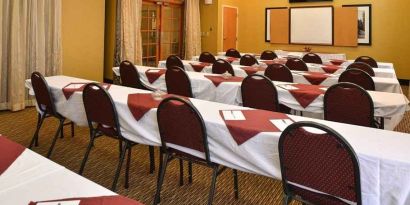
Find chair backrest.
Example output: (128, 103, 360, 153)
(225, 48, 241, 58)
(212, 59, 235, 76)
(260, 50, 278, 60)
(83, 83, 121, 136)
(279, 121, 361, 205)
(355, 56, 378, 68)
(285, 58, 308, 71)
(339, 68, 375, 91)
(31, 72, 57, 115)
(324, 83, 375, 128)
(264, 64, 293, 83)
(166, 55, 184, 70)
(157, 97, 210, 163)
(119, 60, 150, 90)
(302, 53, 323, 64)
(165, 66, 193, 98)
(239, 54, 259, 66)
(199, 52, 216, 63)
(346, 62, 375, 77)
(241, 74, 279, 112)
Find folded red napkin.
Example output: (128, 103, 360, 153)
(145, 69, 166, 84)
(241, 66, 265, 75)
(189, 62, 211, 72)
(29, 195, 144, 205)
(204, 75, 244, 87)
(321, 65, 341, 74)
(287, 84, 326, 108)
(226, 57, 239, 63)
(302, 72, 329, 85)
(220, 110, 291, 145)
(62, 83, 111, 100)
(0, 136, 26, 175)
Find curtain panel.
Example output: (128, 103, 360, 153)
(184, 0, 201, 60)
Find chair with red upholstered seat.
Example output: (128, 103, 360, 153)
(199, 52, 216, 63)
(165, 66, 194, 98)
(302, 53, 323, 64)
(119, 60, 155, 91)
(260, 50, 278, 60)
(346, 62, 375, 77)
(154, 97, 239, 205)
(285, 58, 308, 71)
(264, 63, 294, 83)
(240, 54, 259, 66)
(166, 55, 184, 70)
(355, 56, 378, 68)
(225, 48, 241, 58)
(241, 74, 280, 112)
(338, 69, 375, 91)
(279, 121, 362, 205)
(212, 59, 235, 76)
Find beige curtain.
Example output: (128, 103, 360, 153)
(0, 0, 62, 111)
(120, 0, 143, 65)
(184, 0, 201, 60)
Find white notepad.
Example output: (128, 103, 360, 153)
(319, 88, 328, 91)
(279, 85, 299, 90)
(270, 119, 294, 131)
(37, 200, 81, 205)
(148, 70, 161, 73)
(222, 110, 246, 120)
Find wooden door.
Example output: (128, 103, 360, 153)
(223, 7, 237, 51)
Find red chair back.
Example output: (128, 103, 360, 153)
(241, 74, 279, 112)
(119, 60, 151, 90)
(240, 54, 259, 66)
(166, 55, 184, 70)
(324, 82, 375, 128)
(31, 72, 57, 115)
(199, 52, 216, 63)
(225, 48, 241, 58)
(165, 66, 193, 98)
(212, 59, 235, 76)
(355, 56, 378, 68)
(347, 62, 375, 77)
(279, 121, 361, 205)
(264, 64, 293, 83)
(302, 53, 323, 64)
(157, 97, 210, 162)
(339, 69, 375, 91)
(285, 58, 308, 71)
(260, 50, 278, 60)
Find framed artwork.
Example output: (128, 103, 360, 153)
(343, 4, 372, 45)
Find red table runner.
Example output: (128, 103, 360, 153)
(219, 110, 291, 145)
(145, 69, 166, 84)
(321, 65, 341, 74)
(0, 135, 26, 175)
(62, 83, 111, 100)
(302, 72, 330, 85)
(241, 66, 265, 75)
(204, 75, 244, 87)
(287, 84, 325, 108)
(29, 195, 144, 205)
(189, 62, 211, 72)
(226, 57, 239, 63)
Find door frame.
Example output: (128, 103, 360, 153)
(221, 5, 239, 51)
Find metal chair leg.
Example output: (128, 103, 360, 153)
(154, 153, 170, 205)
(79, 130, 96, 175)
(118, 140, 123, 159)
(233, 169, 239, 199)
(207, 166, 219, 205)
(283, 194, 291, 205)
(125, 144, 132, 189)
(157, 149, 164, 185)
(149, 146, 155, 174)
(47, 118, 65, 158)
(29, 113, 45, 148)
(112, 141, 127, 192)
(60, 121, 64, 139)
(71, 122, 75, 137)
(179, 159, 184, 186)
(188, 161, 193, 184)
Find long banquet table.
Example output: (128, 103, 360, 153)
(25, 75, 410, 205)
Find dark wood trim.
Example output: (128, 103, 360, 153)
(265, 7, 288, 43)
(342, 4, 372, 46)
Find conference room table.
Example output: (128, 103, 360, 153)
(0, 134, 142, 205)
(25, 75, 410, 205)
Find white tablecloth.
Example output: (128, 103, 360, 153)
(25, 75, 410, 205)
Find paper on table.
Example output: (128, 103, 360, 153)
(270, 119, 294, 131)
(278, 85, 299, 90)
(320, 88, 328, 91)
(65, 84, 84, 89)
(148, 70, 161, 73)
(37, 200, 81, 205)
(222, 110, 246, 121)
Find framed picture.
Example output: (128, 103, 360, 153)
(343, 4, 372, 45)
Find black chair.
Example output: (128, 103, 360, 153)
(212, 59, 235, 76)
(339, 69, 375, 91)
(239, 54, 259, 66)
(165, 66, 194, 98)
(324, 82, 378, 128)
(260, 50, 278, 60)
(166, 55, 184, 70)
(154, 97, 239, 205)
(347, 62, 375, 77)
(119, 60, 155, 91)
(264, 64, 293, 83)
(241, 74, 280, 112)
(355, 56, 378, 68)
(225, 48, 241, 58)
(285, 58, 309, 71)
(199, 52, 217, 64)
(79, 83, 155, 191)
(279, 121, 362, 205)
(29, 72, 74, 158)
(302, 53, 323, 64)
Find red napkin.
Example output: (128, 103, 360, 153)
(127, 93, 189, 121)
(62, 83, 111, 100)
(226, 57, 239, 63)
(321, 65, 341, 74)
(302, 72, 329, 85)
(189, 62, 211, 72)
(288, 84, 325, 108)
(0, 136, 25, 175)
(220, 110, 291, 145)
(145, 69, 166, 84)
(204, 75, 244, 87)
(28, 195, 144, 205)
(241, 66, 265, 75)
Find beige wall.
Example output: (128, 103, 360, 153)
(62, 0, 105, 81)
(104, 0, 116, 80)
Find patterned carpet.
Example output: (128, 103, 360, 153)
(0, 85, 408, 205)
